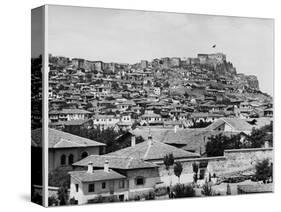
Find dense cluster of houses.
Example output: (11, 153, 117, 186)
(44, 53, 272, 133)
(31, 52, 273, 204)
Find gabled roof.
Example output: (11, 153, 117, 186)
(31, 128, 105, 148)
(69, 169, 126, 183)
(107, 138, 200, 161)
(206, 118, 253, 132)
(73, 155, 158, 169)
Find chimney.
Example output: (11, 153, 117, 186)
(87, 162, 93, 173)
(174, 125, 177, 133)
(104, 160, 109, 173)
(131, 135, 136, 147)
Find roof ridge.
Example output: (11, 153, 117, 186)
(143, 140, 153, 159)
(54, 138, 79, 148)
(126, 157, 134, 169)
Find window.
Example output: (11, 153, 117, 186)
(88, 184, 95, 192)
(135, 176, 145, 185)
(119, 180, 125, 188)
(75, 184, 79, 192)
(68, 154, 74, 165)
(81, 151, 88, 159)
(60, 154, 66, 165)
(102, 182, 106, 189)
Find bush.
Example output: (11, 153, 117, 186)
(255, 159, 273, 183)
(31, 190, 42, 205)
(154, 186, 168, 196)
(69, 197, 78, 205)
(172, 183, 195, 198)
(144, 191, 155, 200)
(201, 181, 213, 196)
(88, 195, 119, 203)
(134, 195, 141, 201)
(57, 185, 69, 205)
(48, 195, 59, 206)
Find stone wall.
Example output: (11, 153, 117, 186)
(154, 147, 273, 185)
(208, 148, 273, 177)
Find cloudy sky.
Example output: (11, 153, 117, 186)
(48, 5, 274, 95)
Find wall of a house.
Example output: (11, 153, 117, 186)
(49, 146, 101, 171)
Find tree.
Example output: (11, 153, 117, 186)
(163, 153, 175, 170)
(255, 159, 273, 183)
(57, 185, 69, 205)
(75, 126, 123, 153)
(226, 183, 231, 195)
(174, 162, 183, 183)
(49, 166, 72, 187)
(248, 122, 273, 148)
(192, 162, 199, 183)
(163, 153, 175, 192)
(205, 134, 226, 157)
(205, 133, 242, 157)
(189, 120, 212, 128)
(205, 123, 273, 157)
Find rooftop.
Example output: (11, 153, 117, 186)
(69, 169, 126, 182)
(31, 128, 105, 148)
(107, 136, 199, 161)
(73, 155, 158, 169)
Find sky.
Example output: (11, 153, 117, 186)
(47, 5, 274, 95)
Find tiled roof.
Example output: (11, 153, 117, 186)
(206, 118, 252, 132)
(73, 155, 158, 169)
(130, 127, 240, 154)
(31, 128, 105, 148)
(107, 138, 199, 161)
(69, 169, 126, 182)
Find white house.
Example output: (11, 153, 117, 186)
(69, 161, 128, 204)
(71, 154, 160, 203)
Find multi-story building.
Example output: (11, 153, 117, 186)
(140, 60, 148, 69)
(49, 109, 92, 123)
